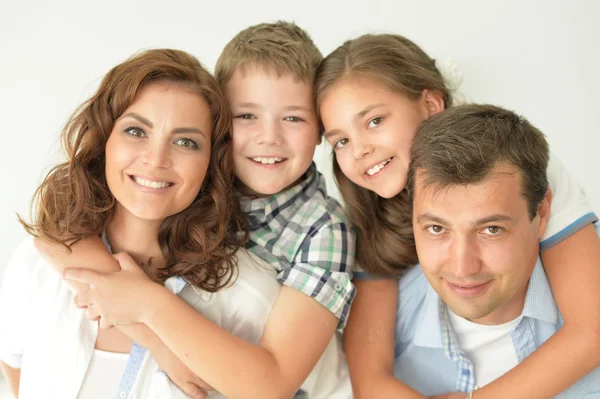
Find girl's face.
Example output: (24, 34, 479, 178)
(105, 81, 212, 222)
(320, 77, 443, 198)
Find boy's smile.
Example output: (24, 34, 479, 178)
(226, 67, 320, 197)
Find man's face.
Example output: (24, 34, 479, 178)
(412, 163, 550, 325)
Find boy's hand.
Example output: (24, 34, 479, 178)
(63, 252, 160, 328)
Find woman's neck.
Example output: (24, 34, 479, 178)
(105, 205, 166, 271)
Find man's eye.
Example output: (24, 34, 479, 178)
(124, 127, 146, 137)
(427, 225, 445, 235)
(482, 226, 502, 235)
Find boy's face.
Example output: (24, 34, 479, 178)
(412, 163, 550, 325)
(226, 68, 320, 197)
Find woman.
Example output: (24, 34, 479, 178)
(0, 48, 281, 399)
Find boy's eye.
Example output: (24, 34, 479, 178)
(235, 113, 255, 120)
(427, 225, 446, 235)
(367, 117, 384, 128)
(174, 138, 198, 149)
(334, 138, 348, 149)
(124, 127, 146, 137)
(284, 116, 304, 123)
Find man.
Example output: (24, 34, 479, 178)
(394, 104, 600, 397)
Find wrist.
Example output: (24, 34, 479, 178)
(140, 282, 172, 325)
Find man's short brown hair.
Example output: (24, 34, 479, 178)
(408, 104, 550, 219)
(215, 20, 322, 86)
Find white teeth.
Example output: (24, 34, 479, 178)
(366, 157, 392, 176)
(252, 157, 284, 165)
(133, 177, 171, 189)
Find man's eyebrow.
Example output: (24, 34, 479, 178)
(119, 112, 153, 128)
(474, 214, 514, 225)
(416, 213, 449, 225)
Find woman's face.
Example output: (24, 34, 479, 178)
(320, 77, 442, 198)
(105, 80, 212, 222)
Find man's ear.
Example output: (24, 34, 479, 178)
(422, 89, 446, 117)
(536, 188, 552, 240)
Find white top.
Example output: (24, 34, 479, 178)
(448, 309, 522, 387)
(78, 350, 129, 399)
(543, 153, 597, 243)
(0, 239, 279, 399)
(0, 238, 351, 399)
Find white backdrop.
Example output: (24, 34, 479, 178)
(1, 0, 598, 279)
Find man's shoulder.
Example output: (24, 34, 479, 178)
(396, 266, 430, 344)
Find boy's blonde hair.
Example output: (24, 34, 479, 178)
(215, 21, 322, 85)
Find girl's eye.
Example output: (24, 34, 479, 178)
(174, 138, 198, 149)
(124, 127, 146, 137)
(284, 116, 304, 123)
(236, 114, 255, 120)
(334, 138, 348, 149)
(427, 225, 446, 235)
(367, 117, 384, 128)
(482, 226, 502, 235)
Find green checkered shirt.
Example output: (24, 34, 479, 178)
(240, 163, 356, 327)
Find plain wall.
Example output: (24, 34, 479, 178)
(1, 0, 598, 278)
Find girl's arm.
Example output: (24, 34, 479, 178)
(344, 279, 424, 399)
(467, 223, 600, 398)
(0, 361, 20, 398)
(66, 254, 340, 399)
(34, 237, 210, 399)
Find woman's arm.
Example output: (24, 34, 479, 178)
(34, 237, 209, 398)
(344, 279, 424, 399)
(467, 223, 600, 398)
(65, 254, 339, 399)
(0, 361, 20, 398)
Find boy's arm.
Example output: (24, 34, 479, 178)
(468, 224, 600, 398)
(0, 361, 20, 398)
(344, 279, 425, 399)
(34, 237, 210, 398)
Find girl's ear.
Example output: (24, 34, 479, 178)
(421, 89, 446, 117)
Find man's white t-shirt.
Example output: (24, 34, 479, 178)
(448, 309, 522, 388)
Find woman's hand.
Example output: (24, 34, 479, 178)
(63, 252, 162, 328)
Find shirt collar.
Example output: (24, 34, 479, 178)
(413, 257, 559, 348)
(239, 162, 319, 231)
(521, 258, 559, 324)
(413, 279, 444, 348)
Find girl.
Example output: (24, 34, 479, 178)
(0, 49, 283, 399)
(315, 33, 600, 398)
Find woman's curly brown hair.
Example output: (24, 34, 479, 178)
(20, 49, 248, 291)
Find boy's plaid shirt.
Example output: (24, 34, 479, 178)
(240, 163, 356, 327)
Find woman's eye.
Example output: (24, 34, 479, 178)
(124, 127, 146, 137)
(367, 117, 384, 128)
(236, 113, 255, 120)
(334, 138, 348, 149)
(427, 225, 446, 235)
(174, 138, 198, 149)
(482, 226, 502, 235)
